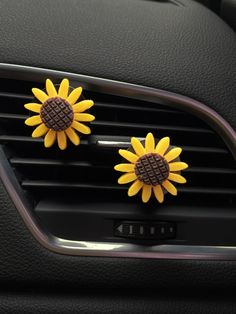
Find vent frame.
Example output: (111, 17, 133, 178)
(0, 63, 235, 259)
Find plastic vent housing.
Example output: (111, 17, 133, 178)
(0, 65, 235, 254)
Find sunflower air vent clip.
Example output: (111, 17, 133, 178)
(115, 133, 188, 204)
(24, 79, 188, 204)
(24, 79, 95, 150)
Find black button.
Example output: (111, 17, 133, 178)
(114, 221, 176, 240)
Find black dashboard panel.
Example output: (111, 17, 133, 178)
(0, 0, 235, 312)
(1, 291, 236, 314)
(0, 0, 235, 127)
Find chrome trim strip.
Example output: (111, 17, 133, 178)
(97, 140, 131, 147)
(0, 63, 235, 260)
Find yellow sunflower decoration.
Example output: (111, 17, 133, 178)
(24, 79, 95, 150)
(114, 132, 188, 203)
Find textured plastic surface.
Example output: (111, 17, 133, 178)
(1, 291, 236, 314)
(0, 0, 235, 128)
(1, 177, 236, 292)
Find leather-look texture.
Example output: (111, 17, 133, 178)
(0, 0, 236, 312)
(0, 0, 235, 128)
(1, 178, 236, 304)
(1, 292, 236, 314)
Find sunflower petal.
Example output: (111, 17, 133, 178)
(66, 87, 83, 105)
(73, 100, 94, 113)
(118, 172, 136, 184)
(32, 88, 48, 103)
(114, 163, 135, 172)
(169, 162, 188, 171)
(25, 115, 42, 126)
(24, 103, 42, 113)
(168, 173, 186, 184)
(58, 78, 69, 99)
(44, 130, 56, 148)
(153, 185, 164, 203)
(57, 131, 67, 150)
(46, 79, 57, 97)
(128, 180, 143, 196)
(65, 127, 80, 146)
(74, 113, 95, 122)
(131, 137, 145, 157)
(162, 180, 177, 195)
(164, 147, 182, 162)
(142, 185, 152, 203)
(32, 124, 49, 138)
(145, 132, 155, 153)
(72, 121, 91, 134)
(118, 149, 139, 163)
(155, 137, 170, 156)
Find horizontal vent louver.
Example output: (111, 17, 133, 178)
(0, 78, 235, 212)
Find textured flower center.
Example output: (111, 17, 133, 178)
(134, 153, 169, 186)
(40, 97, 74, 131)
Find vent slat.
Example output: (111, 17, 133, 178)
(10, 157, 236, 175)
(21, 180, 236, 195)
(0, 135, 227, 154)
(0, 135, 43, 143)
(0, 135, 88, 145)
(186, 167, 236, 175)
(95, 140, 228, 154)
(22, 180, 125, 191)
(0, 91, 32, 100)
(10, 158, 95, 168)
(92, 120, 213, 134)
(0, 113, 27, 120)
(0, 113, 211, 134)
(95, 102, 185, 115)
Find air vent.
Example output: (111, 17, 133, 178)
(0, 75, 235, 247)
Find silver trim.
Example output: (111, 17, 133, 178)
(97, 140, 131, 148)
(0, 63, 235, 260)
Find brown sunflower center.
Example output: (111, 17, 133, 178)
(134, 153, 169, 186)
(40, 97, 74, 131)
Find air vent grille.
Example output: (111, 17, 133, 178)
(0, 78, 235, 210)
